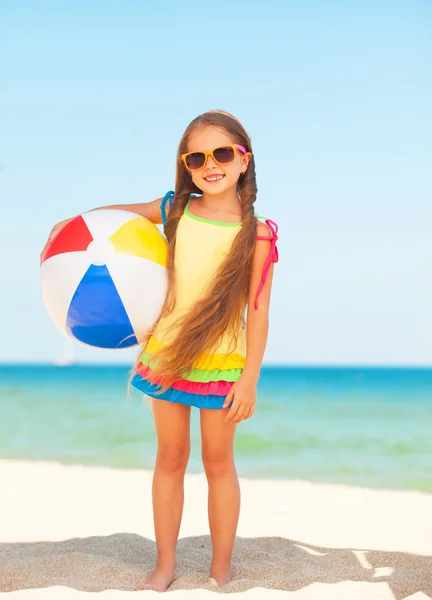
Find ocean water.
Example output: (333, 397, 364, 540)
(0, 364, 431, 492)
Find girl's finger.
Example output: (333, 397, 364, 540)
(223, 382, 237, 408)
(242, 406, 253, 421)
(222, 389, 234, 409)
(226, 401, 240, 423)
(40, 237, 54, 260)
(240, 405, 254, 422)
(242, 406, 254, 422)
(40, 246, 48, 264)
(232, 405, 246, 423)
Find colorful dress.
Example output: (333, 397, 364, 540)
(131, 191, 278, 409)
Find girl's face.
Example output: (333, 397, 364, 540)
(185, 126, 251, 196)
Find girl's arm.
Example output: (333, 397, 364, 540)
(242, 222, 275, 383)
(224, 221, 276, 422)
(89, 197, 167, 224)
(40, 197, 167, 263)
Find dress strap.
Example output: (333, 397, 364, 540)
(160, 190, 175, 225)
(253, 218, 279, 310)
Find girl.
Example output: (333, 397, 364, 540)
(40, 110, 278, 592)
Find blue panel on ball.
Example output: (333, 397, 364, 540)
(66, 264, 137, 349)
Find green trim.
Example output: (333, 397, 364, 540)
(185, 198, 242, 227)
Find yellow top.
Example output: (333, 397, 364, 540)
(144, 199, 246, 367)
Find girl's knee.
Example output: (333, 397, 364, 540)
(157, 443, 190, 474)
(202, 448, 235, 480)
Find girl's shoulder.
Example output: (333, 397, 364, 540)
(256, 220, 270, 236)
(255, 213, 278, 242)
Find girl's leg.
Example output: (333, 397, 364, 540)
(138, 398, 191, 592)
(200, 407, 239, 586)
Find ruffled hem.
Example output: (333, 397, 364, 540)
(131, 374, 232, 410)
(135, 364, 233, 395)
(138, 352, 242, 383)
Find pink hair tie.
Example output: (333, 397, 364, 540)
(254, 219, 279, 310)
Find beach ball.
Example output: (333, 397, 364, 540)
(40, 210, 168, 349)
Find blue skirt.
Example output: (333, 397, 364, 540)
(131, 373, 232, 410)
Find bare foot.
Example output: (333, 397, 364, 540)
(137, 561, 176, 592)
(209, 564, 233, 587)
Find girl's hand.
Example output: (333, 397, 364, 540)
(40, 218, 72, 264)
(223, 374, 257, 424)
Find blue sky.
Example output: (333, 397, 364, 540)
(1, 0, 431, 365)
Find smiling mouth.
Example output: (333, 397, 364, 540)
(204, 174, 225, 183)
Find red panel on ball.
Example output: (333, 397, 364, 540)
(43, 216, 94, 262)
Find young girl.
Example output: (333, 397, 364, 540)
(40, 110, 278, 592)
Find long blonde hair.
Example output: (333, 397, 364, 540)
(134, 110, 258, 391)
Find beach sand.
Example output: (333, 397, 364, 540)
(0, 460, 431, 599)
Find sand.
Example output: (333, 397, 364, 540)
(0, 460, 431, 599)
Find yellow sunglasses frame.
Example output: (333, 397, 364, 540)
(180, 144, 247, 171)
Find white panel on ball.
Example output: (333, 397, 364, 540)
(106, 254, 168, 343)
(82, 209, 142, 241)
(40, 252, 91, 334)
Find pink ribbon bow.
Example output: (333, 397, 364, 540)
(254, 219, 279, 310)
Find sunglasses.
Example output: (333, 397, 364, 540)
(181, 144, 247, 171)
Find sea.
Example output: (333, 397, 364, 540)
(0, 364, 431, 492)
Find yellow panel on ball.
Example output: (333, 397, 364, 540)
(110, 216, 168, 267)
